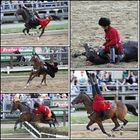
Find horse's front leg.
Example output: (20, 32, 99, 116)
(97, 122, 111, 137)
(23, 27, 27, 35)
(43, 74, 47, 86)
(26, 71, 33, 86)
(14, 119, 20, 131)
(86, 120, 97, 131)
(19, 122, 23, 129)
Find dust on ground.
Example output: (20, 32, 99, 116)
(71, 1, 138, 68)
(71, 123, 138, 138)
(1, 31, 68, 45)
(1, 73, 68, 93)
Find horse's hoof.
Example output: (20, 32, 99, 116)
(120, 131, 123, 135)
(106, 133, 111, 137)
(37, 37, 40, 40)
(112, 134, 115, 137)
(24, 86, 27, 89)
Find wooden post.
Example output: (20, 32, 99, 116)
(63, 110, 66, 126)
(10, 55, 13, 68)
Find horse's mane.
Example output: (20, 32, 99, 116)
(83, 93, 92, 103)
(20, 102, 31, 112)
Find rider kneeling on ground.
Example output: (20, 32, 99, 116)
(98, 17, 123, 64)
(86, 71, 111, 120)
(33, 102, 52, 121)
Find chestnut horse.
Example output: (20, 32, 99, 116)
(25, 53, 47, 88)
(11, 100, 58, 130)
(71, 92, 138, 137)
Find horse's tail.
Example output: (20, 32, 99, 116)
(125, 104, 138, 116)
(51, 111, 59, 125)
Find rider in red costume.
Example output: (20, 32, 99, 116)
(33, 102, 52, 119)
(36, 16, 53, 28)
(98, 17, 122, 64)
(86, 71, 111, 119)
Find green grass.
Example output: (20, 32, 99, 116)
(1, 70, 68, 76)
(1, 23, 68, 34)
(32, 123, 68, 136)
(1, 128, 28, 134)
(71, 113, 138, 124)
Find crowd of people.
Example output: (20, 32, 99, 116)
(1, 0, 68, 10)
(71, 70, 138, 94)
(1, 93, 68, 110)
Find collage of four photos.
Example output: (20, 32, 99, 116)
(0, 0, 139, 139)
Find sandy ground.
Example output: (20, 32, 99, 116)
(71, 1, 138, 68)
(1, 30, 68, 45)
(1, 73, 68, 93)
(71, 123, 138, 138)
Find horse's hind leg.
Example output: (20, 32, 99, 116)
(40, 74, 47, 86)
(97, 122, 111, 137)
(39, 27, 45, 38)
(111, 117, 120, 131)
(44, 74, 47, 86)
(120, 119, 128, 130)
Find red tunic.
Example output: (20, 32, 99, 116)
(92, 95, 111, 112)
(103, 26, 122, 54)
(36, 17, 50, 27)
(33, 104, 52, 118)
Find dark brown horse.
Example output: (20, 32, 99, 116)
(11, 100, 58, 130)
(72, 40, 138, 64)
(15, 5, 53, 38)
(71, 92, 138, 137)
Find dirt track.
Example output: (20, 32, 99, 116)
(1, 73, 68, 93)
(71, 123, 138, 138)
(1, 30, 68, 45)
(71, 1, 138, 68)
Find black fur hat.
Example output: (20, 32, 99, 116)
(98, 17, 111, 26)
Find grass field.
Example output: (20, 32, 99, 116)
(1, 128, 28, 134)
(71, 113, 138, 124)
(1, 23, 68, 34)
(1, 70, 68, 76)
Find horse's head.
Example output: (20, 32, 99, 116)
(71, 92, 86, 105)
(11, 100, 20, 113)
(15, 5, 30, 22)
(30, 53, 40, 66)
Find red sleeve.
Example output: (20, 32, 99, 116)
(103, 30, 118, 47)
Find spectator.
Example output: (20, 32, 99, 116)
(122, 71, 137, 86)
(54, 93, 61, 100)
(62, 93, 67, 99)
(71, 78, 80, 93)
(96, 71, 110, 92)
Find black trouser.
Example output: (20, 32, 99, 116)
(87, 73, 102, 98)
(109, 46, 116, 63)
